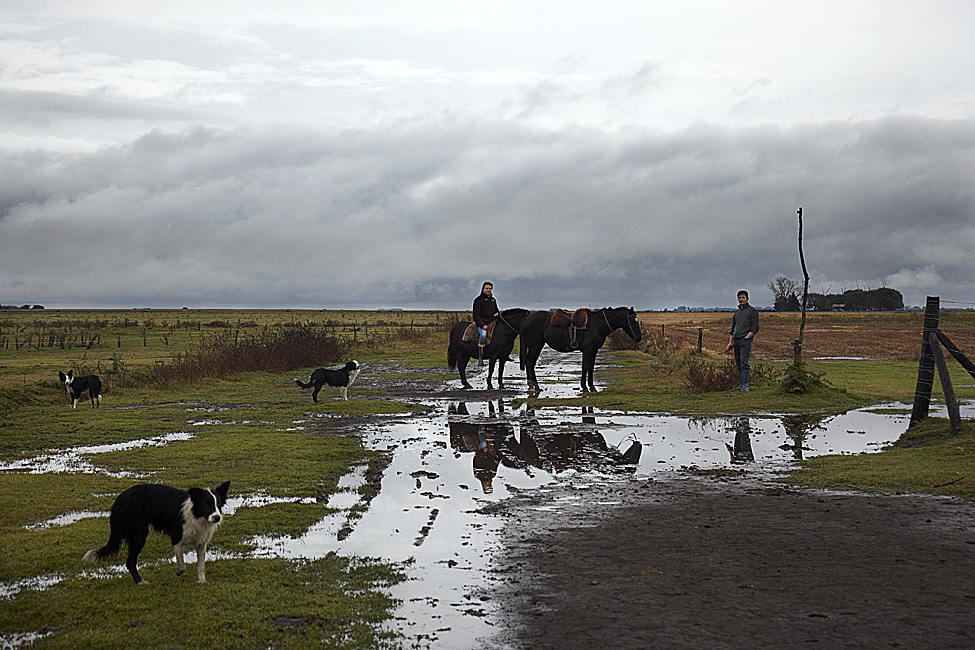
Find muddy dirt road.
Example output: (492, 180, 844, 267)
(481, 474, 975, 650)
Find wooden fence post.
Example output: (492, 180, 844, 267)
(928, 331, 962, 436)
(935, 330, 975, 380)
(909, 296, 940, 428)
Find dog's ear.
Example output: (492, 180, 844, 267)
(58, 371, 67, 383)
(67, 370, 74, 379)
(215, 481, 230, 498)
(188, 487, 204, 499)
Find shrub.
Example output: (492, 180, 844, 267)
(147, 325, 351, 384)
(684, 357, 739, 392)
(779, 361, 827, 393)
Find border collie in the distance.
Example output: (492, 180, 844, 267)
(58, 370, 102, 408)
(83, 481, 230, 585)
(294, 360, 360, 402)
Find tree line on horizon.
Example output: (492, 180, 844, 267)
(768, 276, 904, 312)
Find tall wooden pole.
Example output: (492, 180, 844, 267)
(794, 207, 810, 365)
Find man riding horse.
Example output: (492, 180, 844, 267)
(472, 281, 499, 366)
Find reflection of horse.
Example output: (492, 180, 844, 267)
(448, 308, 531, 390)
(519, 306, 642, 393)
(508, 407, 642, 473)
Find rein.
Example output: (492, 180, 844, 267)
(496, 311, 518, 332)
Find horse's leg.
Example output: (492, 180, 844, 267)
(459, 355, 472, 389)
(487, 357, 497, 389)
(583, 348, 597, 392)
(579, 348, 592, 392)
(497, 358, 506, 390)
(526, 344, 542, 393)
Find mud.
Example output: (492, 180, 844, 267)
(478, 475, 975, 649)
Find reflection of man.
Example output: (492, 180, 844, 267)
(728, 417, 755, 463)
(725, 290, 759, 391)
(473, 429, 499, 493)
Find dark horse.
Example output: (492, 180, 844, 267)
(519, 306, 642, 393)
(448, 308, 531, 389)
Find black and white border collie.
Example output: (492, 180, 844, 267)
(58, 370, 102, 408)
(294, 360, 360, 402)
(83, 481, 230, 585)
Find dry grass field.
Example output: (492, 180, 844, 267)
(0, 308, 462, 388)
(2, 307, 974, 392)
(636, 310, 975, 361)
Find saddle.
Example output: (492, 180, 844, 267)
(550, 308, 589, 348)
(462, 320, 497, 345)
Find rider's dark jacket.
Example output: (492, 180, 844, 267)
(473, 293, 499, 328)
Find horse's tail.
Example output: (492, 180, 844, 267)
(447, 344, 458, 372)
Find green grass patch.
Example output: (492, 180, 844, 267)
(0, 557, 407, 650)
(0, 363, 417, 648)
(786, 418, 975, 499)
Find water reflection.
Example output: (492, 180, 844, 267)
(727, 417, 755, 463)
(779, 414, 830, 460)
(448, 401, 641, 485)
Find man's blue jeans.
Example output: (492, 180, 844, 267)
(733, 337, 752, 389)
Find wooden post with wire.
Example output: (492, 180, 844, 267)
(910, 296, 940, 428)
(909, 296, 971, 435)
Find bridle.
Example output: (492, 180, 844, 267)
(602, 308, 640, 340)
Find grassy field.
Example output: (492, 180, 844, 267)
(0, 309, 452, 649)
(1, 307, 974, 648)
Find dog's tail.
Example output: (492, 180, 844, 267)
(447, 345, 458, 372)
(83, 528, 123, 564)
(294, 378, 313, 389)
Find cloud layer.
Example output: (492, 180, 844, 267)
(2, 2, 974, 309)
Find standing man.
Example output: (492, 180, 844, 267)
(725, 290, 759, 391)
(473, 281, 499, 366)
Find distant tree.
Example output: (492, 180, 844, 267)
(807, 293, 834, 311)
(806, 288, 903, 311)
(768, 276, 801, 311)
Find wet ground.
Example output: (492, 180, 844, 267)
(297, 349, 975, 649)
(6, 348, 975, 649)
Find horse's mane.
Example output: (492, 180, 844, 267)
(502, 307, 530, 316)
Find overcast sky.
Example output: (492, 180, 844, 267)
(2, 1, 973, 310)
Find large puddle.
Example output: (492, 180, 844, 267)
(4, 348, 972, 649)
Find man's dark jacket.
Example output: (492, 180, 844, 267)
(730, 304, 760, 339)
(473, 294, 499, 328)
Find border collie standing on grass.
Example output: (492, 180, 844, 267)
(83, 481, 230, 585)
(58, 370, 102, 408)
(294, 360, 360, 402)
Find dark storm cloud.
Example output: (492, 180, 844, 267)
(1, 115, 972, 309)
